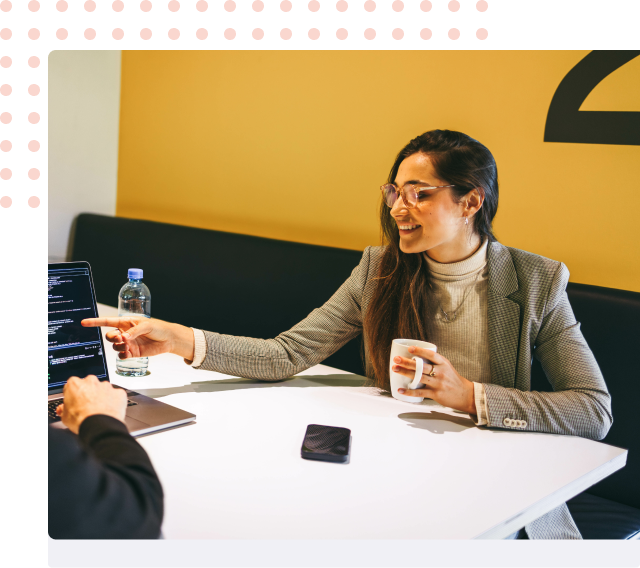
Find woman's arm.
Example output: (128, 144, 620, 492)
(81, 248, 374, 380)
(483, 262, 613, 440)
(195, 248, 372, 380)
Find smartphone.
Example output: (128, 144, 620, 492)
(301, 424, 351, 464)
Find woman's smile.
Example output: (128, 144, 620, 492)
(397, 223, 422, 235)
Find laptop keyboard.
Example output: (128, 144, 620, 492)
(48, 398, 138, 423)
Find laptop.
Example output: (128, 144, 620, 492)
(48, 261, 196, 437)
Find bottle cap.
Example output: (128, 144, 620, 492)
(128, 268, 143, 279)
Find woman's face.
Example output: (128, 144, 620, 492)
(391, 153, 479, 259)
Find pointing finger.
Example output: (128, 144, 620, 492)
(81, 317, 144, 330)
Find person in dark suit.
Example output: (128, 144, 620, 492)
(49, 375, 163, 539)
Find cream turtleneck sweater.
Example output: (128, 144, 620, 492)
(187, 241, 491, 423)
(424, 238, 490, 424)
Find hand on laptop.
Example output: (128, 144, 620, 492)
(56, 375, 127, 434)
(81, 317, 195, 361)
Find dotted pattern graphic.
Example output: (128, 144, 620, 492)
(1, 13, 43, 210)
(0, 1, 491, 212)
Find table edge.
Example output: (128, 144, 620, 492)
(474, 448, 628, 539)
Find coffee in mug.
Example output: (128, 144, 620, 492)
(389, 339, 438, 403)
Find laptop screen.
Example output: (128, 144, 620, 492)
(48, 263, 109, 391)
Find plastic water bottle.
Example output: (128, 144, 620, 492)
(116, 268, 151, 377)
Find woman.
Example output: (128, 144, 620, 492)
(84, 129, 612, 539)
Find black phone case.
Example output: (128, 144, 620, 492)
(301, 424, 351, 463)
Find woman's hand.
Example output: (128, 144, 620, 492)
(393, 346, 477, 415)
(81, 317, 196, 361)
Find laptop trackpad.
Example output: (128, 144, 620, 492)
(125, 415, 151, 432)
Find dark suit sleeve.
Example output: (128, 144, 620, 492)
(48, 415, 164, 539)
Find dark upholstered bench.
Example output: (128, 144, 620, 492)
(70, 213, 365, 375)
(70, 213, 639, 539)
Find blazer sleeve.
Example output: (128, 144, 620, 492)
(196, 247, 372, 380)
(48, 415, 164, 539)
(483, 262, 613, 441)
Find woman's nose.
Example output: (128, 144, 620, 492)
(390, 195, 408, 216)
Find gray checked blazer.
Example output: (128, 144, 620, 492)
(198, 241, 613, 539)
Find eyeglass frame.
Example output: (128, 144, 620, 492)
(380, 182, 456, 209)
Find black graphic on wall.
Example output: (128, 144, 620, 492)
(544, 50, 640, 146)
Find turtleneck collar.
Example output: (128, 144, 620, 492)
(424, 238, 488, 278)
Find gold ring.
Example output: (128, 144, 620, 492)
(428, 364, 436, 377)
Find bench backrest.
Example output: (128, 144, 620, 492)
(70, 213, 365, 375)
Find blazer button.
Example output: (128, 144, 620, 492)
(503, 418, 511, 427)
(521, 421, 527, 428)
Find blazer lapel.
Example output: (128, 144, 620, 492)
(487, 242, 521, 388)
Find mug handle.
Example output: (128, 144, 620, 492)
(408, 356, 424, 390)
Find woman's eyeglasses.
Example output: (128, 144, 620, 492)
(380, 183, 456, 209)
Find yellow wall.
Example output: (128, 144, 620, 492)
(117, 51, 640, 292)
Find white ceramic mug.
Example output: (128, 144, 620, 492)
(389, 339, 438, 403)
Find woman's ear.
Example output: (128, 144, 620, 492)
(465, 187, 484, 215)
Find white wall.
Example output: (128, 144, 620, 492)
(48, 50, 121, 262)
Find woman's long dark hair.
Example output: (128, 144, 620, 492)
(363, 129, 499, 391)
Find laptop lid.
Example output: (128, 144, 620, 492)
(48, 261, 110, 395)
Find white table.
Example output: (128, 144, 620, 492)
(97, 304, 627, 540)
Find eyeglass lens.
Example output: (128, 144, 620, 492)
(382, 184, 418, 208)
